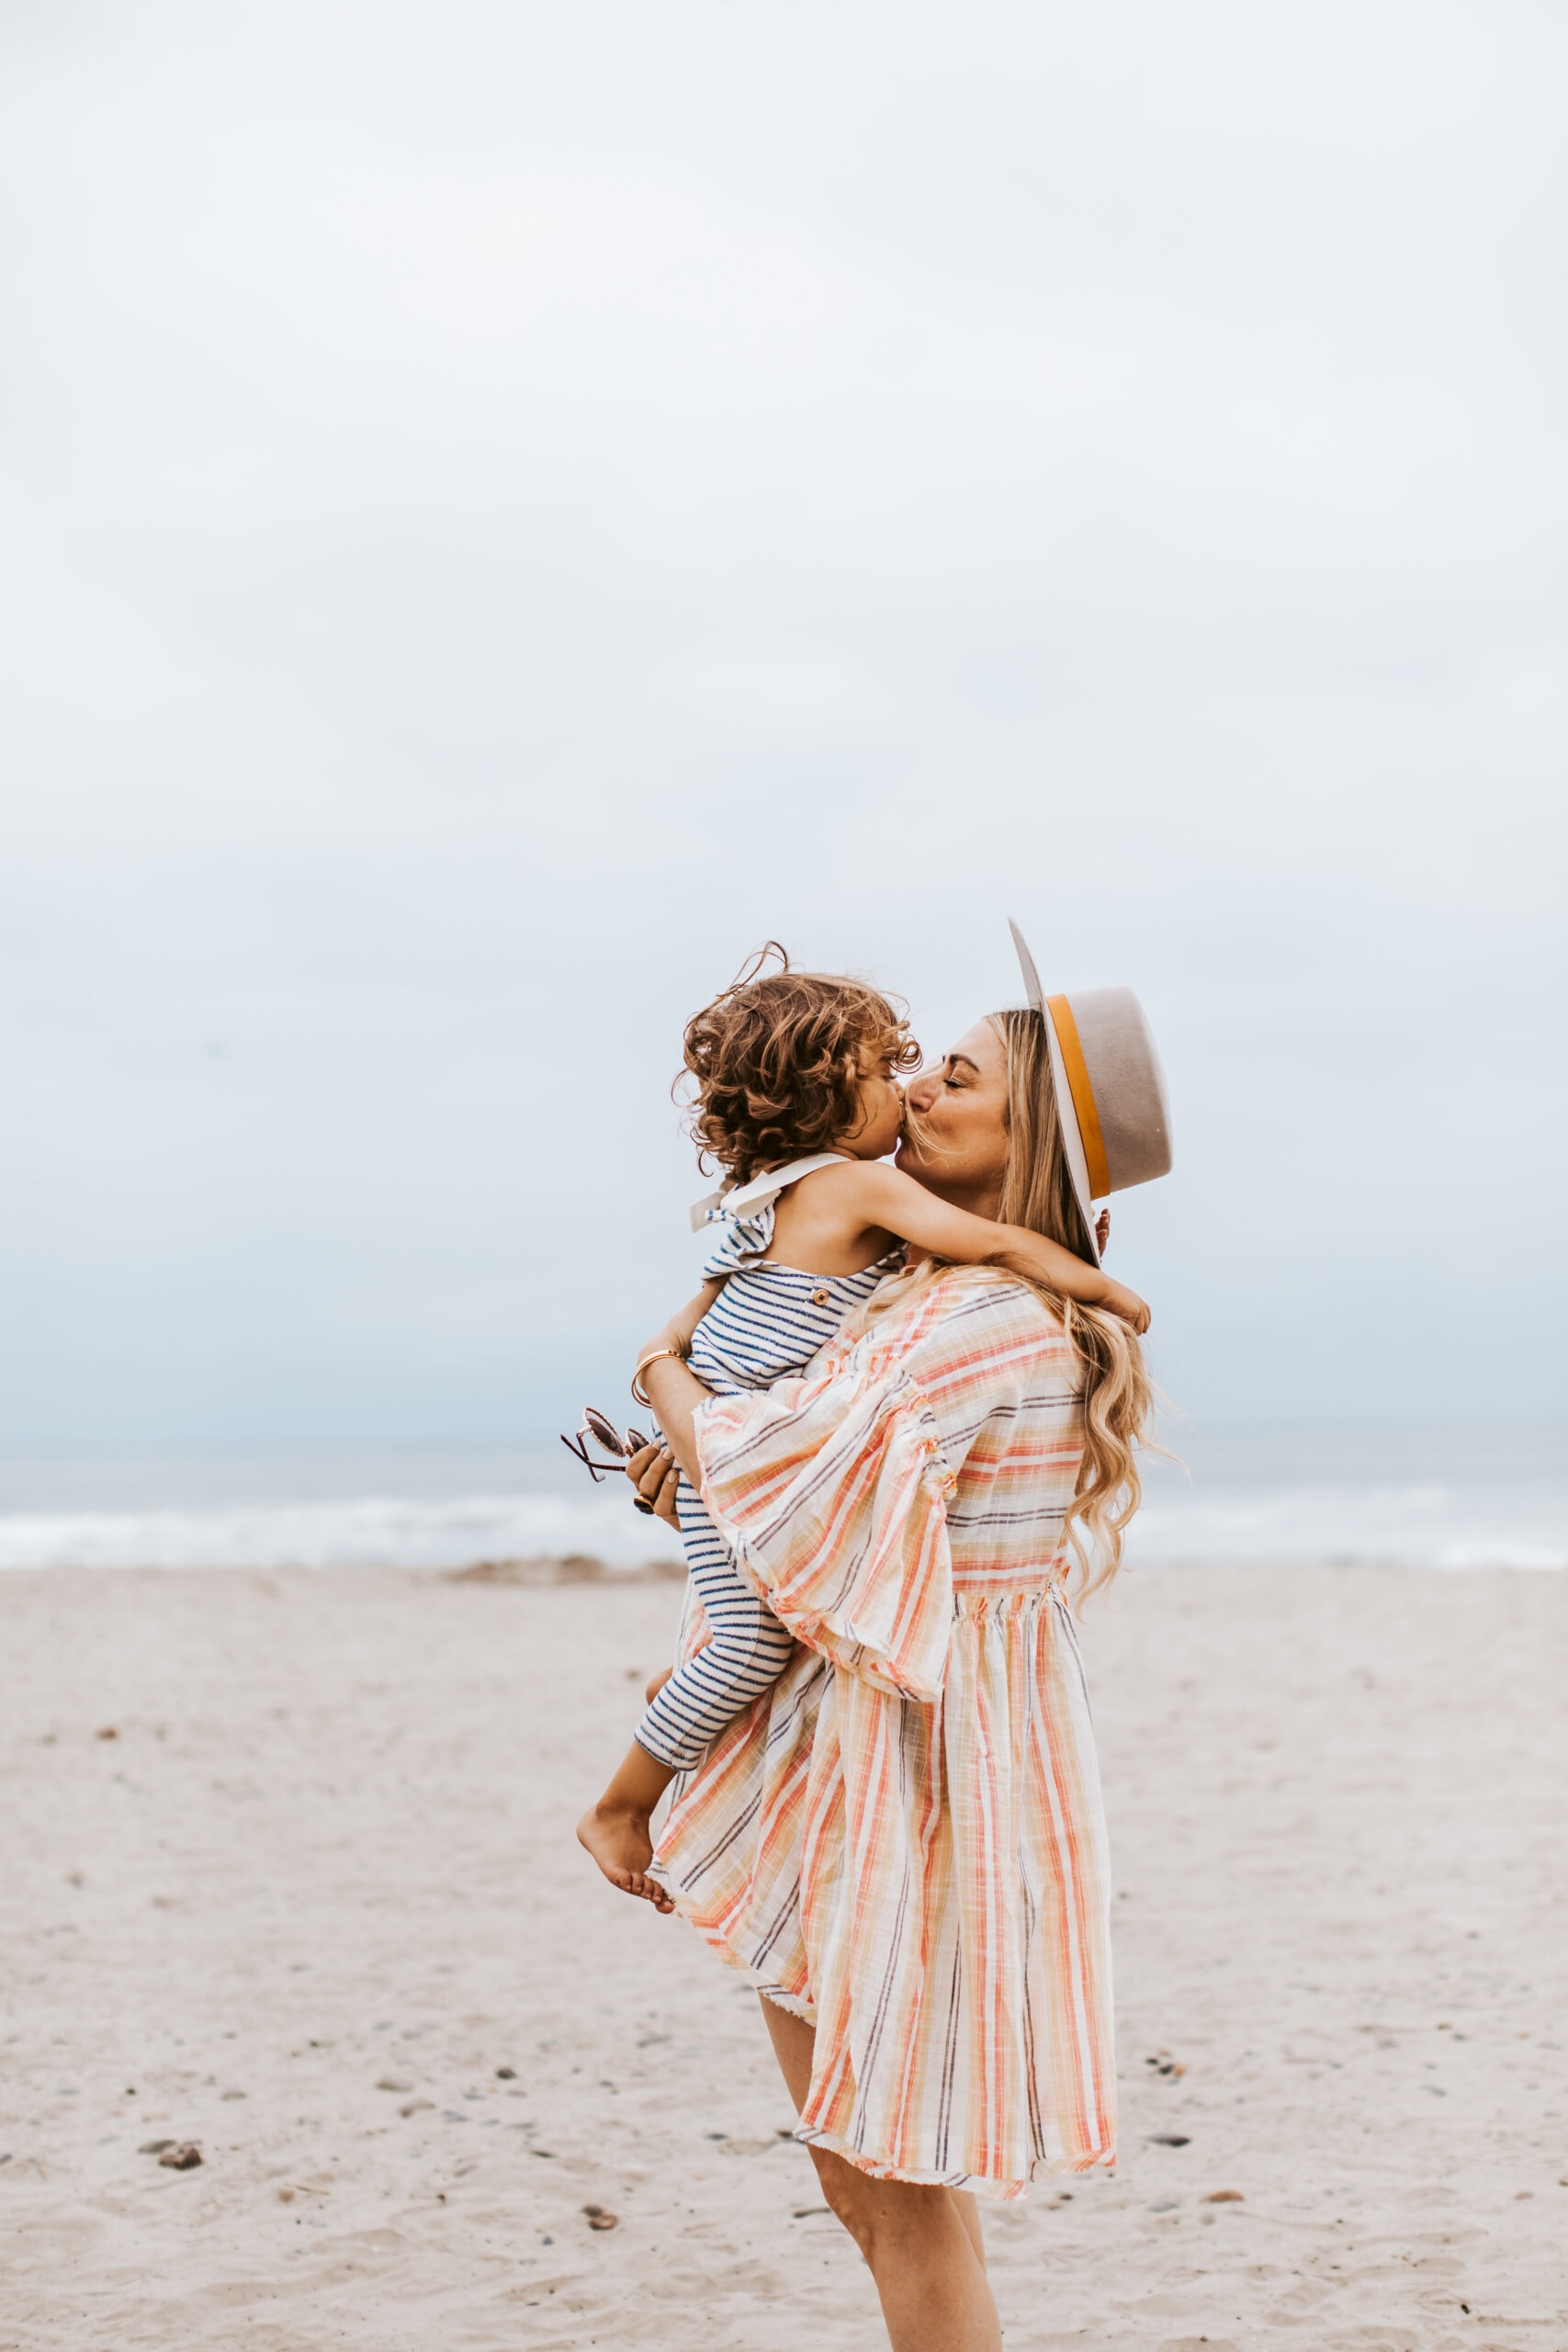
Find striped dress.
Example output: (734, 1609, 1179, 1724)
(633, 1192, 899, 1771)
(651, 1264, 1117, 2199)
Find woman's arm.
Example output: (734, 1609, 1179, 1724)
(623, 1344, 713, 1525)
(618, 1284, 726, 1525)
(634, 1347, 712, 1487)
(834, 1163, 1151, 1332)
(647, 1279, 726, 1360)
(629, 1307, 719, 1486)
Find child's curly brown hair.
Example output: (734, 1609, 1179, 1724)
(682, 944, 922, 1185)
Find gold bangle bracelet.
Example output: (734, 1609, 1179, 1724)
(631, 1346, 687, 1408)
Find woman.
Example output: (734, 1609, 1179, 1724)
(629, 949, 1170, 2352)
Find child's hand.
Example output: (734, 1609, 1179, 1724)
(1100, 1280, 1151, 1336)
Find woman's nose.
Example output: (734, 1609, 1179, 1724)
(905, 1072, 938, 1112)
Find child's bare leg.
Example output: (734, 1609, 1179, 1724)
(577, 1743, 677, 1908)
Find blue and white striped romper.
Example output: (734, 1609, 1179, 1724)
(633, 1160, 900, 1772)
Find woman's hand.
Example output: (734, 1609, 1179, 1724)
(626, 1440, 682, 1528)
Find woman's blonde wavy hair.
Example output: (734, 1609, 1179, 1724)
(987, 1007, 1154, 1599)
(872, 1007, 1154, 1602)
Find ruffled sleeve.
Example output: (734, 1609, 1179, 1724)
(693, 1340, 957, 1702)
(698, 1202, 776, 1279)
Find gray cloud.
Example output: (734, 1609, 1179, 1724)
(1, 1, 1563, 1443)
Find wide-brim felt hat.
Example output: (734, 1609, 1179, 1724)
(1008, 918, 1172, 1265)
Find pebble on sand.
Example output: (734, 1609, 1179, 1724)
(1201, 2189, 1245, 2202)
(583, 2205, 618, 2231)
(1148, 2134, 1191, 2147)
(157, 2144, 203, 2171)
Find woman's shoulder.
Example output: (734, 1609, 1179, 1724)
(864, 1263, 1073, 1374)
(931, 1261, 1072, 1341)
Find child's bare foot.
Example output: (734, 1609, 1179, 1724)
(577, 1802, 674, 1910)
(581, 1740, 678, 1909)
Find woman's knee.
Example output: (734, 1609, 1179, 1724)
(809, 2151, 956, 2262)
(809, 2147, 881, 2255)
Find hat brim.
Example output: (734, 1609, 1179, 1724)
(1008, 917, 1100, 1265)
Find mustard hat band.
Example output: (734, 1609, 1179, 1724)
(1044, 992, 1111, 1202)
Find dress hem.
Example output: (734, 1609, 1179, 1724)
(647, 1860, 818, 2021)
(794, 2124, 1116, 2203)
(649, 1864, 1116, 2199)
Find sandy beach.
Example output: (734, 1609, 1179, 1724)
(2, 1561, 1564, 2352)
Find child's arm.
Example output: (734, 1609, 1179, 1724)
(837, 1165, 1151, 1333)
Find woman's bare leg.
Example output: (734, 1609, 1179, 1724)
(759, 1995, 1001, 2352)
(952, 2186, 987, 2271)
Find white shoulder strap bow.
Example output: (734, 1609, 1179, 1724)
(688, 1151, 852, 1234)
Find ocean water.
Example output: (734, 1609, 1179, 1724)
(0, 1448, 682, 1575)
(1134, 1418, 1568, 1571)
(0, 1419, 1562, 1575)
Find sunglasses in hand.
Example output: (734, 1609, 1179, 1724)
(560, 1408, 661, 1513)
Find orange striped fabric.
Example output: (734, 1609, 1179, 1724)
(651, 1267, 1117, 2199)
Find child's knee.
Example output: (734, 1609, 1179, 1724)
(704, 1623, 791, 1688)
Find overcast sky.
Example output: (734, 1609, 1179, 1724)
(2, 0, 1564, 1450)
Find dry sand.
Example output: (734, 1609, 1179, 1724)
(2, 1562, 1564, 2352)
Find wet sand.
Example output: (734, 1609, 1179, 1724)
(2, 1562, 1564, 2350)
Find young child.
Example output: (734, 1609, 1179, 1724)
(576, 947, 1149, 1901)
